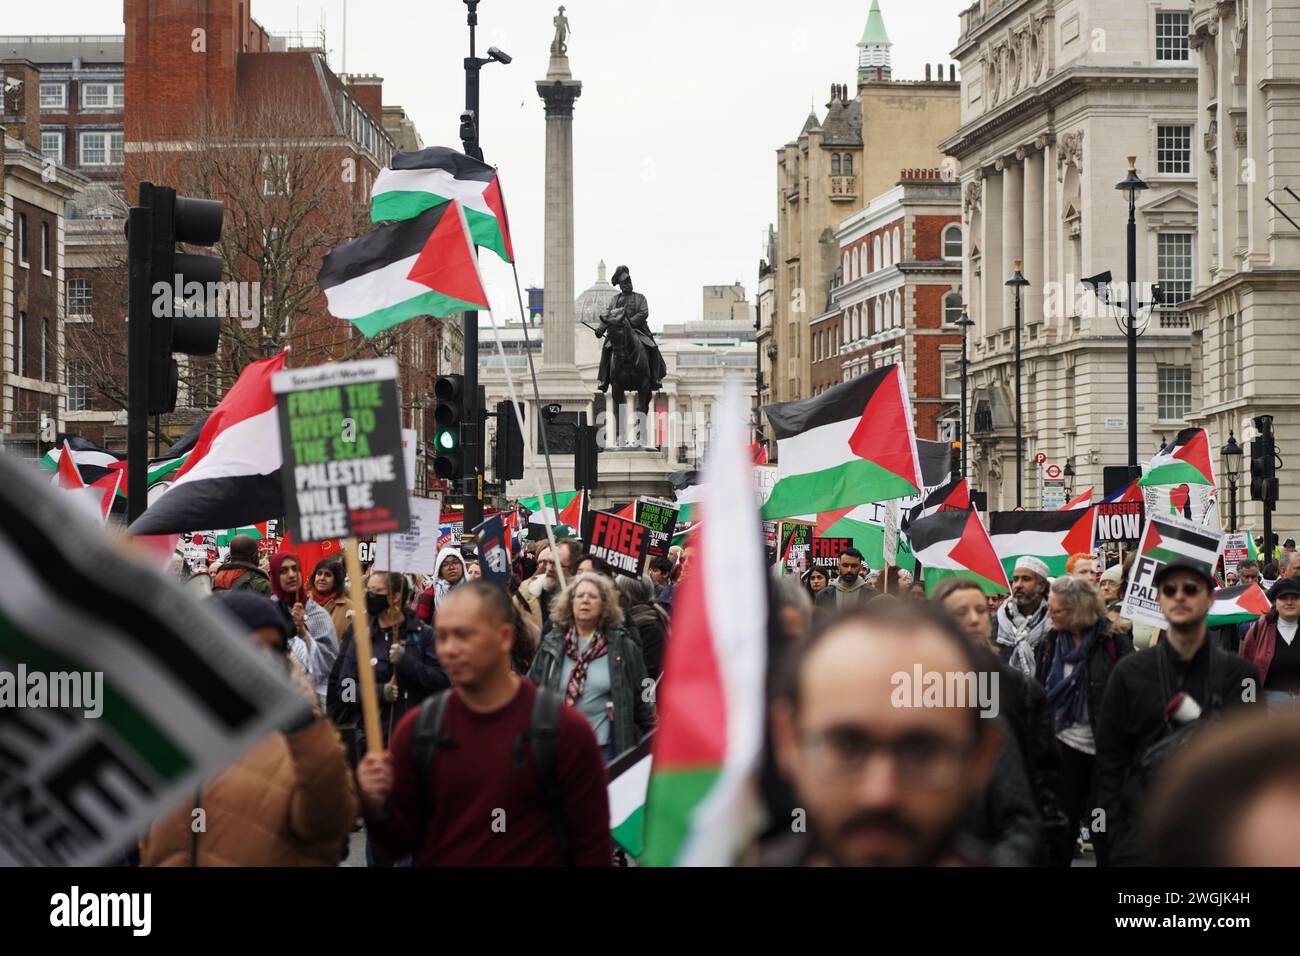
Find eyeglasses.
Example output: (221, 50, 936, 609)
(801, 727, 973, 790)
(1160, 582, 1204, 598)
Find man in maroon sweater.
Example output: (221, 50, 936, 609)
(356, 581, 612, 866)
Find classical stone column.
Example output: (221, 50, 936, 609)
(1022, 147, 1044, 324)
(982, 170, 1004, 337)
(537, 54, 582, 370)
(1001, 156, 1024, 328)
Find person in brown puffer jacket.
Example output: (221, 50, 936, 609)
(139, 591, 358, 867)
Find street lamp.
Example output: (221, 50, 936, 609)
(956, 305, 975, 482)
(1222, 431, 1243, 532)
(1115, 156, 1149, 472)
(1063, 460, 1075, 499)
(1005, 260, 1030, 509)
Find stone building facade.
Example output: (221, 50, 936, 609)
(942, 0, 1200, 509)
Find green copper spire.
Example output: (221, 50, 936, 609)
(860, 0, 892, 47)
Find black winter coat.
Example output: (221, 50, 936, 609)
(626, 602, 668, 680)
(1033, 621, 1134, 735)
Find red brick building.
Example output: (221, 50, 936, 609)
(810, 169, 964, 441)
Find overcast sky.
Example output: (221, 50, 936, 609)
(12, 0, 971, 328)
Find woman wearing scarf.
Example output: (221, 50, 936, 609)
(309, 559, 351, 641)
(270, 550, 339, 710)
(527, 571, 656, 761)
(1034, 576, 1133, 865)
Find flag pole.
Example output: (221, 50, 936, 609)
(343, 537, 383, 754)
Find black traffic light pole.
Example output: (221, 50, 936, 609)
(126, 204, 152, 524)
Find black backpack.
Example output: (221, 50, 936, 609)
(1135, 643, 1225, 788)
(410, 687, 572, 866)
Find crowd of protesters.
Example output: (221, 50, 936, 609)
(148, 523, 1300, 869)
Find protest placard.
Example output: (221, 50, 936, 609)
(272, 358, 409, 543)
(778, 522, 813, 573)
(475, 513, 512, 586)
(635, 496, 680, 561)
(581, 510, 653, 578)
(1222, 532, 1250, 577)
(812, 536, 852, 570)
(1120, 513, 1223, 629)
(1095, 501, 1145, 543)
(373, 497, 443, 575)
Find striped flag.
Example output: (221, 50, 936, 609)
(0, 451, 305, 865)
(370, 147, 514, 263)
(1140, 428, 1215, 487)
(128, 353, 286, 536)
(608, 733, 654, 857)
(1207, 583, 1271, 627)
(1140, 516, 1220, 568)
(1060, 487, 1094, 510)
(760, 365, 921, 519)
(905, 477, 970, 528)
(908, 507, 1010, 596)
(988, 508, 1096, 579)
(643, 386, 767, 866)
(815, 503, 917, 572)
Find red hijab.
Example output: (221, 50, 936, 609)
(270, 550, 308, 605)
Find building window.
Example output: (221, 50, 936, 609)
(873, 236, 882, 272)
(39, 82, 67, 110)
(842, 252, 850, 282)
(1158, 232, 1194, 305)
(41, 317, 50, 381)
(1157, 125, 1192, 175)
(852, 248, 860, 280)
(79, 131, 124, 166)
(843, 154, 853, 176)
(893, 291, 902, 329)
(16, 312, 25, 376)
(17, 212, 28, 266)
(1220, 314, 1242, 401)
(1157, 366, 1192, 421)
(942, 224, 963, 260)
(67, 361, 91, 412)
(67, 278, 92, 320)
(1155, 12, 1190, 62)
(263, 154, 290, 196)
(944, 293, 963, 325)
(943, 355, 961, 399)
(41, 222, 51, 273)
(41, 130, 64, 164)
(831, 154, 841, 176)
(892, 227, 902, 264)
(81, 82, 124, 109)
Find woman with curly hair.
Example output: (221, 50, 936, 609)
(527, 571, 656, 761)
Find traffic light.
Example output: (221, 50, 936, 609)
(138, 182, 224, 415)
(1250, 439, 1278, 506)
(493, 400, 524, 482)
(950, 440, 962, 482)
(433, 374, 467, 481)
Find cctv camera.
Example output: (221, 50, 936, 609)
(487, 46, 512, 64)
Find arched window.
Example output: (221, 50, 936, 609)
(843, 154, 854, 176)
(893, 291, 902, 329)
(892, 227, 901, 264)
(842, 310, 850, 343)
(852, 248, 860, 280)
(873, 236, 882, 271)
(874, 299, 883, 335)
(942, 224, 963, 260)
(944, 293, 963, 325)
(831, 153, 842, 176)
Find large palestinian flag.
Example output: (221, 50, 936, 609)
(988, 508, 1096, 579)
(908, 507, 1010, 596)
(815, 503, 917, 571)
(319, 201, 489, 337)
(128, 353, 286, 536)
(642, 388, 766, 866)
(1139, 428, 1215, 487)
(370, 147, 514, 263)
(760, 365, 921, 519)
(1207, 583, 1271, 627)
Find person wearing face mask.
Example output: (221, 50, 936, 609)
(1240, 577, 1300, 709)
(334, 571, 449, 755)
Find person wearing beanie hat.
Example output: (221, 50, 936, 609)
(139, 591, 358, 866)
(995, 556, 1053, 676)
(1240, 577, 1300, 701)
(1099, 563, 1124, 605)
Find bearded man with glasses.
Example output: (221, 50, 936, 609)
(1095, 558, 1260, 866)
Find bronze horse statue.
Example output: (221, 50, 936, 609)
(598, 311, 654, 446)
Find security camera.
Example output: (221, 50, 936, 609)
(487, 46, 512, 64)
(1081, 270, 1113, 304)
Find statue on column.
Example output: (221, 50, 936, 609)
(551, 6, 571, 57)
(594, 265, 666, 444)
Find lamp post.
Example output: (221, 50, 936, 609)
(1222, 431, 1242, 532)
(1063, 460, 1075, 500)
(1115, 156, 1149, 471)
(1005, 260, 1030, 509)
(956, 305, 975, 482)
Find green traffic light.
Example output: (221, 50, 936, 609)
(437, 430, 456, 450)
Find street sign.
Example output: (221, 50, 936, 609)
(1035, 453, 1047, 466)
(1044, 464, 1063, 480)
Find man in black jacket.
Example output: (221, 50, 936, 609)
(1095, 558, 1260, 865)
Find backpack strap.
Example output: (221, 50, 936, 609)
(529, 686, 572, 866)
(412, 689, 454, 818)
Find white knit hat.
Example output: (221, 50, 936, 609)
(1013, 555, 1051, 581)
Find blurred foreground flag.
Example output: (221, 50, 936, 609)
(0, 450, 306, 865)
(643, 384, 767, 866)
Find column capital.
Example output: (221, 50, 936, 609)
(536, 79, 583, 117)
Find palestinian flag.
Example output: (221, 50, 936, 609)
(608, 733, 654, 857)
(519, 489, 579, 518)
(1139, 428, 1215, 487)
(216, 523, 268, 546)
(643, 388, 766, 866)
(1139, 516, 1221, 570)
(1102, 479, 1144, 504)
(558, 489, 587, 529)
(815, 503, 917, 572)
(319, 201, 489, 337)
(909, 507, 1010, 596)
(43, 435, 121, 486)
(370, 147, 514, 263)
(1060, 487, 1094, 510)
(916, 439, 955, 488)
(1207, 583, 1272, 627)
(670, 522, 699, 549)
(53, 440, 119, 523)
(905, 477, 970, 528)
(128, 353, 286, 537)
(988, 508, 1096, 579)
(669, 470, 705, 525)
(613, 501, 637, 521)
(760, 365, 921, 519)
